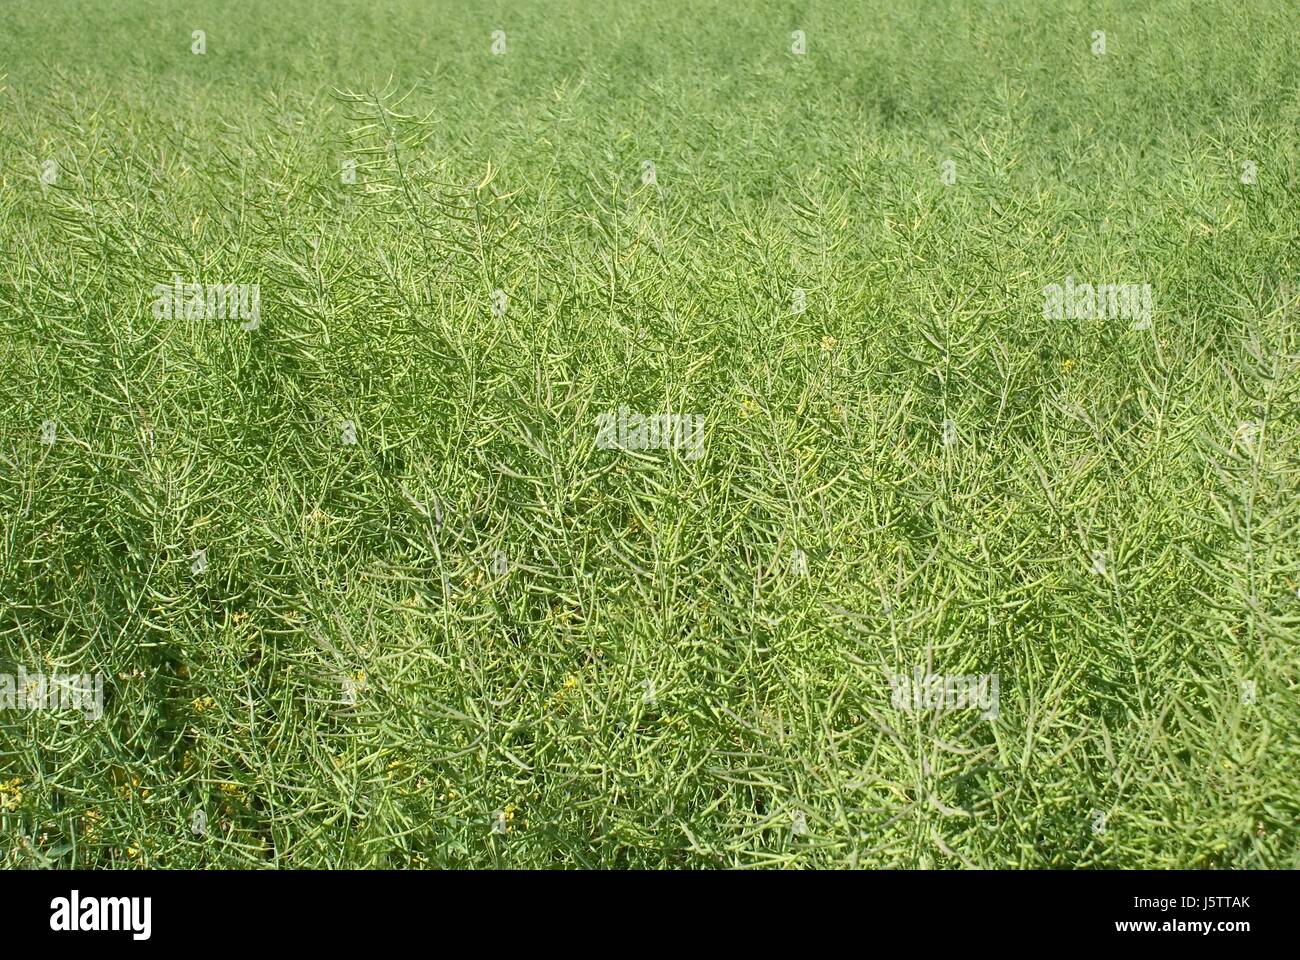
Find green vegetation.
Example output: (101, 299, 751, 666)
(1, 0, 1298, 868)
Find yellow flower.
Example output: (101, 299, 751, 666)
(1061, 359, 1076, 374)
(553, 674, 581, 707)
(820, 335, 837, 353)
(740, 398, 758, 418)
(191, 695, 216, 714)
(387, 756, 412, 779)
(494, 803, 518, 833)
(218, 782, 246, 814)
(0, 777, 22, 812)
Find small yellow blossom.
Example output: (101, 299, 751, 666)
(218, 782, 246, 814)
(0, 778, 23, 812)
(387, 757, 412, 779)
(111, 775, 149, 803)
(493, 802, 518, 833)
(1061, 359, 1076, 374)
(820, 335, 837, 353)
